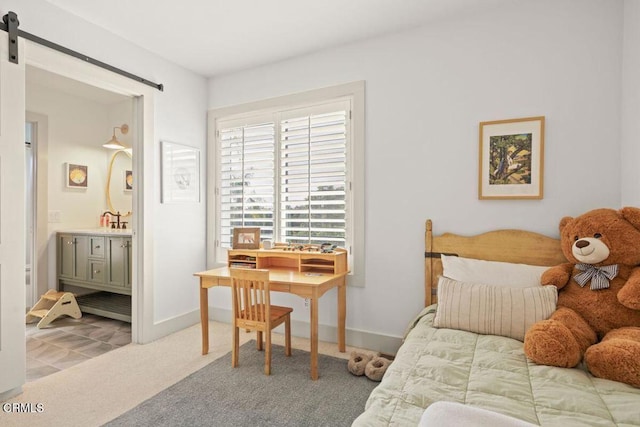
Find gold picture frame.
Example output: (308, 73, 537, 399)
(478, 116, 545, 200)
(232, 227, 261, 249)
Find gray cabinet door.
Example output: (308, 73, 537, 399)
(107, 237, 131, 288)
(58, 234, 87, 280)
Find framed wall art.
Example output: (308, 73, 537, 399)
(66, 163, 88, 188)
(478, 116, 545, 200)
(232, 227, 261, 249)
(161, 141, 200, 203)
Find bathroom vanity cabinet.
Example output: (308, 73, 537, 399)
(57, 230, 132, 322)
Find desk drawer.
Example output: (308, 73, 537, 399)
(270, 282, 291, 293)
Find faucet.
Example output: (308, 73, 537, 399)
(102, 211, 122, 229)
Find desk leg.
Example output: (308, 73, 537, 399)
(310, 296, 319, 380)
(338, 281, 346, 353)
(200, 285, 209, 355)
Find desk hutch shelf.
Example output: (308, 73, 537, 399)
(228, 248, 348, 274)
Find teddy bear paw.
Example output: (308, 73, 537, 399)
(585, 334, 640, 388)
(524, 321, 582, 368)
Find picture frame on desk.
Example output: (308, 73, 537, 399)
(232, 227, 260, 249)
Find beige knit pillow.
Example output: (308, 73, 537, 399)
(433, 276, 557, 341)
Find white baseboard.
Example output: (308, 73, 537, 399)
(141, 309, 201, 343)
(0, 386, 23, 402)
(209, 307, 402, 355)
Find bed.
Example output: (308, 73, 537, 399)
(353, 220, 640, 427)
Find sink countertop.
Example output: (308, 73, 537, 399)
(57, 228, 133, 236)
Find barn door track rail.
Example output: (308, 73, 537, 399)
(1, 11, 163, 91)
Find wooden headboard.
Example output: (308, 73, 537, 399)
(424, 219, 567, 307)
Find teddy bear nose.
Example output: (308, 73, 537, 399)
(575, 240, 590, 249)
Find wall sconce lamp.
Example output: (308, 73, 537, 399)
(103, 124, 129, 150)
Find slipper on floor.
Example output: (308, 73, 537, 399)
(365, 356, 392, 381)
(348, 351, 373, 376)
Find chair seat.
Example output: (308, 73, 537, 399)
(238, 304, 293, 331)
(241, 304, 293, 319)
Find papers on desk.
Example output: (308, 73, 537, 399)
(305, 273, 323, 276)
(230, 263, 256, 269)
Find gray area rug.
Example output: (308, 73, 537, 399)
(105, 341, 378, 426)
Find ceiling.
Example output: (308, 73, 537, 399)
(44, 0, 509, 78)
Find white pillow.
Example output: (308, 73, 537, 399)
(433, 276, 557, 341)
(419, 401, 537, 427)
(441, 254, 549, 288)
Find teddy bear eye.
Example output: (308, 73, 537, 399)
(594, 233, 602, 238)
(574, 236, 579, 241)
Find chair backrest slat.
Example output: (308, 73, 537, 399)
(230, 268, 271, 327)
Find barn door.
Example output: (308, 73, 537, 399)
(0, 29, 26, 397)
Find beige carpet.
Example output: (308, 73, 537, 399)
(3, 321, 368, 427)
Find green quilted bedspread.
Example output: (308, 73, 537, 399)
(353, 305, 640, 426)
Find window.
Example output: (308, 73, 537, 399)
(208, 82, 365, 286)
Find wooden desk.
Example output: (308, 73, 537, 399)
(194, 266, 347, 380)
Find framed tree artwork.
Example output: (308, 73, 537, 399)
(478, 116, 545, 200)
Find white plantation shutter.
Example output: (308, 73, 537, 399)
(280, 102, 349, 246)
(219, 118, 275, 248)
(215, 99, 352, 261)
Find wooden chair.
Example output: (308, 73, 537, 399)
(230, 268, 293, 375)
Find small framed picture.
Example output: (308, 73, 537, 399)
(233, 227, 261, 249)
(161, 140, 200, 203)
(124, 170, 133, 191)
(478, 116, 545, 200)
(66, 163, 88, 188)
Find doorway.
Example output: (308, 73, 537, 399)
(24, 67, 137, 380)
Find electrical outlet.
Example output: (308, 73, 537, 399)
(48, 210, 61, 223)
(304, 298, 309, 308)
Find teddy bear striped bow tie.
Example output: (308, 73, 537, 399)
(574, 263, 618, 290)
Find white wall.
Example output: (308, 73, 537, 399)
(107, 99, 134, 218)
(1, 0, 208, 336)
(621, 0, 640, 206)
(208, 0, 626, 341)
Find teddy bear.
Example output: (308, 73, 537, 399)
(523, 207, 640, 387)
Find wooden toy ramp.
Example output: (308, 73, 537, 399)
(26, 290, 82, 328)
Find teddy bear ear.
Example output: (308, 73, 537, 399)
(559, 216, 573, 233)
(620, 207, 640, 231)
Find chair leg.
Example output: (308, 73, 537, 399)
(232, 325, 240, 368)
(256, 331, 263, 351)
(265, 331, 272, 375)
(285, 315, 292, 357)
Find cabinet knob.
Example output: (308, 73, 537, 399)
(94, 270, 101, 274)
(95, 245, 101, 249)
